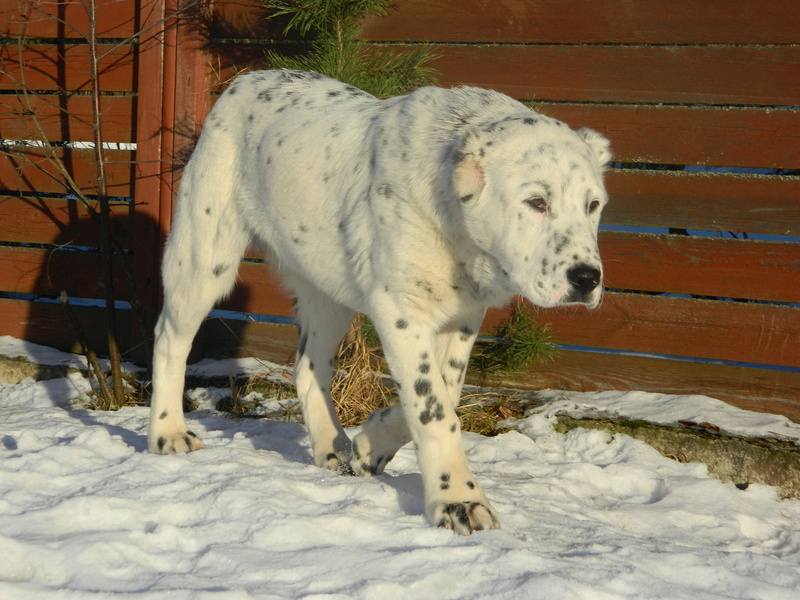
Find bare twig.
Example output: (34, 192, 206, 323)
(86, 0, 125, 405)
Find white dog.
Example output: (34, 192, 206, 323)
(148, 70, 610, 535)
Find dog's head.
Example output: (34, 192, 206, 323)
(454, 115, 610, 309)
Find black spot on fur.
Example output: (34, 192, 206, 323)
(446, 503, 470, 528)
(459, 326, 474, 342)
(419, 395, 444, 424)
(205, 207, 211, 215)
(418, 362, 430, 374)
(440, 473, 451, 489)
(395, 319, 408, 330)
(467, 480, 476, 489)
(460, 194, 473, 203)
(297, 333, 308, 358)
(257, 90, 272, 102)
(414, 378, 432, 396)
(212, 264, 229, 277)
(450, 423, 457, 433)
(448, 358, 465, 371)
(554, 234, 570, 255)
(157, 437, 166, 451)
(328, 90, 341, 97)
(326, 452, 338, 462)
(159, 410, 168, 419)
(415, 280, 434, 295)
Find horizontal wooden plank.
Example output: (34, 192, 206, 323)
(204, 50, 800, 169)
(208, 0, 800, 44)
(0, 94, 135, 143)
(600, 232, 800, 303)
(0, 245, 126, 298)
(0, 297, 133, 358)
(197, 318, 800, 422)
(603, 170, 800, 236)
(359, 0, 800, 44)
(0, 43, 136, 93)
(1, 0, 139, 39)
(484, 293, 800, 368)
(220, 262, 799, 367)
(483, 349, 800, 423)
(539, 104, 800, 170)
(0, 148, 134, 196)
(426, 45, 800, 106)
(200, 318, 300, 365)
(0, 196, 134, 246)
(208, 41, 800, 106)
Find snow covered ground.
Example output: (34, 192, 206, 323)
(2, 336, 799, 599)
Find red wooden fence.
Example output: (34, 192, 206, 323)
(1, 0, 799, 419)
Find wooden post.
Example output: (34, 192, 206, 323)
(131, 0, 167, 363)
(131, 0, 213, 363)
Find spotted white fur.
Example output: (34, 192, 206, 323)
(148, 70, 611, 535)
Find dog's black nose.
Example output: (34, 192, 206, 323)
(567, 265, 601, 296)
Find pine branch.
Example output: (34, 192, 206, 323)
(261, 0, 437, 97)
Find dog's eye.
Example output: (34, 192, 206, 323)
(524, 196, 548, 213)
(588, 199, 601, 214)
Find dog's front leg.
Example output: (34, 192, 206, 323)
(374, 314, 500, 535)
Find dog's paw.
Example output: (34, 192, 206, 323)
(318, 451, 355, 475)
(350, 435, 395, 477)
(432, 501, 500, 535)
(351, 452, 393, 477)
(149, 430, 205, 454)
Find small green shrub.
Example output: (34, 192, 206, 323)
(469, 301, 558, 379)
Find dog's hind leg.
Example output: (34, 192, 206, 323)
(148, 154, 249, 454)
(292, 285, 355, 472)
(351, 400, 411, 476)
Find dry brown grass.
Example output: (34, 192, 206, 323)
(330, 316, 398, 427)
(456, 392, 528, 436)
(328, 317, 528, 435)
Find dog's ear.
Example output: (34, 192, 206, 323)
(578, 128, 612, 170)
(453, 132, 486, 202)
